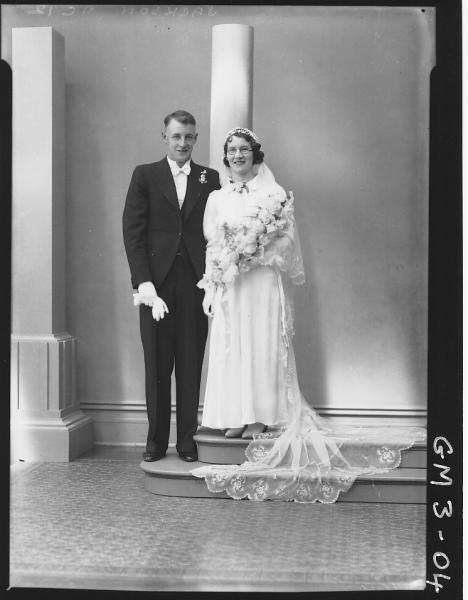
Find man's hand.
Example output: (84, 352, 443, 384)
(202, 289, 215, 317)
(137, 281, 169, 321)
(138, 281, 157, 304)
(151, 297, 169, 321)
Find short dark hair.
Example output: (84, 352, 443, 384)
(164, 110, 196, 128)
(223, 132, 264, 167)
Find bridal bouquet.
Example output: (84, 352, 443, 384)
(199, 190, 295, 291)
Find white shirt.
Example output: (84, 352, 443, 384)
(167, 156, 191, 208)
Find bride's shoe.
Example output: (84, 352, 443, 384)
(242, 422, 266, 439)
(225, 426, 246, 438)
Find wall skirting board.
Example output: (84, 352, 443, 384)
(80, 402, 427, 447)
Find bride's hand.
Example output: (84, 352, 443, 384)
(202, 290, 215, 317)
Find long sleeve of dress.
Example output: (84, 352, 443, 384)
(197, 190, 220, 292)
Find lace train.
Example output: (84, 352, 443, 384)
(191, 324, 426, 503)
(192, 424, 425, 503)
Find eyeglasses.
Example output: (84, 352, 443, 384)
(226, 147, 253, 157)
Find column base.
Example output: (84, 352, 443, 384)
(11, 332, 94, 462)
(11, 410, 94, 462)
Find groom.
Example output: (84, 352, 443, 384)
(123, 110, 220, 462)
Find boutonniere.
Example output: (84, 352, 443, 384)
(199, 170, 207, 184)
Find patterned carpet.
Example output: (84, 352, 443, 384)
(9, 447, 426, 592)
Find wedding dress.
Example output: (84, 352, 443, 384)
(197, 168, 302, 429)
(192, 163, 426, 503)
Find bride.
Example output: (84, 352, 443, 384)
(192, 127, 425, 503)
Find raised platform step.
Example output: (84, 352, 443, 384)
(141, 448, 426, 504)
(194, 429, 427, 469)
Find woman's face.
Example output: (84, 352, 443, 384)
(226, 135, 255, 180)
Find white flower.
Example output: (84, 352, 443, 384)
(275, 217, 288, 229)
(257, 207, 272, 223)
(265, 223, 278, 235)
(262, 192, 284, 211)
(222, 264, 239, 285)
(258, 233, 270, 246)
(219, 253, 235, 270)
(251, 220, 266, 235)
(245, 228, 259, 243)
(243, 243, 258, 256)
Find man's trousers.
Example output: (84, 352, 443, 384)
(139, 254, 208, 454)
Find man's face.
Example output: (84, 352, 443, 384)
(163, 119, 198, 167)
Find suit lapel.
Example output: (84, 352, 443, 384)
(154, 159, 180, 213)
(183, 162, 202, 220)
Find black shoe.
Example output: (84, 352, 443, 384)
(142, 449, 166, 462)
(178, 450, 198, 462)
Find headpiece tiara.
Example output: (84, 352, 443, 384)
(224, 127, 260, 143)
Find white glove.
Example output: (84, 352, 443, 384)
(151, 297, 169, 322)
(138, 281, 157, 304)
(136, 281, 169, 322)
(202, 289, 215, 317)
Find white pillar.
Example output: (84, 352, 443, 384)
(209, 24, 254, 174)
(198, 24, 254, 404)
(11, 27, 93, 461)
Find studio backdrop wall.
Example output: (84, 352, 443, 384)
(3, 5, 433, 444)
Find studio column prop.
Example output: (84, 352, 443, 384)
(209, 24, 254, 174)
(11, 27, 93, 461)
(198, 24, 255, 405)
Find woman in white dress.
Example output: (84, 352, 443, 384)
(193, 127, 425, 503)
(198, 128, 301, 440)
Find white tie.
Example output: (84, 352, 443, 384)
(171, 163, 191, 177)
(170, 163, 190, 207)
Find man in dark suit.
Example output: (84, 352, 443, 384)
(123, 110, 220, 463)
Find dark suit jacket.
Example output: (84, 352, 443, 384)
(123, 158, 220, 290)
